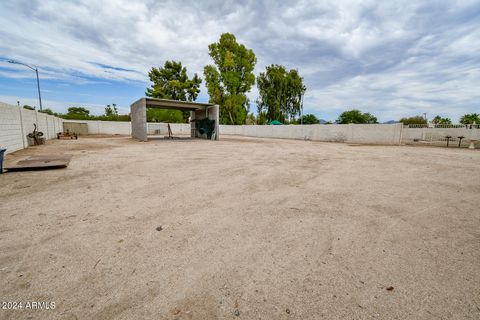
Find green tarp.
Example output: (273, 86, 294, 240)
(269, 120, 283, 125)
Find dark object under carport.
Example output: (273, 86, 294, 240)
(197, 118, 216, 139)
(5, 154, 72, 172)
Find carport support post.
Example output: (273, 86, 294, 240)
(130, 98, 147, 141)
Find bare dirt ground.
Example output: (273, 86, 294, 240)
(1, 135, 479, 320)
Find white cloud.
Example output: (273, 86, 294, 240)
(0, 0, 479, 121)
(0, 95, 119, 115)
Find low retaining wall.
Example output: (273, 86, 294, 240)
(63, 120, 191, 136)
(219, 124, 480, 146)
(402, 127, 480, 142)
(3, 98, 479, 153)
(64, 121, 406, 145)
(220, 124, 405, 145)
(0, 102, 64, 154)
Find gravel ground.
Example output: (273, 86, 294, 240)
(0, 135, 479, 320)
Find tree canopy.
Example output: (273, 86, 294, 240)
(256, 64, 306, 123)
(146, 109, 184, 123)
(432, 115, 451, 125)
(146, 60, 201, 101)
(459, 113, 479, 124)
(399, 116, 427, 125)
(204, 33, 257, 125)
(299, 114, 320, 124)
(67, 107, 90, 117)
(56, 106, 130, 121)
(39, 108, 57, 115)
(104, 104, 118, 117)
(337, 109, 378, 124)
(146, 60, 202, 123)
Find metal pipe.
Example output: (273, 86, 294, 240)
(35, 68, 43, 111)
(8, 60, 43, 111)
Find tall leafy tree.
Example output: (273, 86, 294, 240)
(146, 60, 201, 122)
(459, 113, 479, 124)
(104, 104, 118, 117)
(245, 113, 257, 125)
(256, 64, 306, 123)
(146, 60, 201, 101)
(337, 109, 378, 124)
(204, 33, 257, 124)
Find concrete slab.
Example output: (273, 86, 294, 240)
(5, 154, 72, 171)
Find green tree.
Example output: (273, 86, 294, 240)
(256, 64, 306, 123)
(337, 109, 378, 124)
(399, 116, 427, 125)
(23, 105, 35, 110)
(146, 61, 201, 101)
(459, 113, 480, 124)
(256, 111, 268, 125)
(204, 33, 257, 125)
(146, 60, 202, 123)
(39, 108, 56, 115)
(432, 115, 451, 125)
(67, 107, 90, 116)
(300, 114, 320, 124)
(104, 104, 119, 117)
(147, 109, 184, 123)
(65, 107, 91, 119)
(245, 113, 256, 125)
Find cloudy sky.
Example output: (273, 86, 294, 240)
(0, 0, 479, 122)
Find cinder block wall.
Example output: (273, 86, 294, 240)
(63, 120, 133, 135)
(219, 124, 405, 145)
(402, 127, 480, 142)
(63, 120, 191, 135)
(0, 102, 63, 154)
(4, 100, 478, 150)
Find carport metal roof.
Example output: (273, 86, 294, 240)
(131, 97, 215, 111)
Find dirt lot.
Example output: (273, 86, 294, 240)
(1, 136, 479, 319)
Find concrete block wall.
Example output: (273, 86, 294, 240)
(220, 123, 405, 145)
(147, 123, 191, 135)
(5, 103, 478, 150)
(63, 120, 191, 136)
(402, 127, 480, 142)
(0, 102, 24, 153)
(63, 120, 130, 135)
(0, 102, 64, 154)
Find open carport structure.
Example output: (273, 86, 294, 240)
(130, 97, 219, 141)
